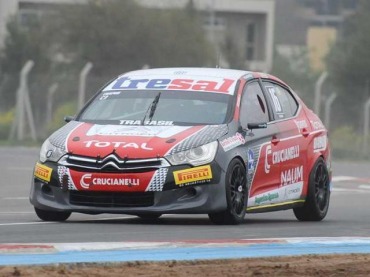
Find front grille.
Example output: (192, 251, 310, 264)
(69, 191, 154, 207)
(60, 153, 170, 172)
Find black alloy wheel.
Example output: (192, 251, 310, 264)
(208, 159, 247, 225)
(293, 157, 330, 221)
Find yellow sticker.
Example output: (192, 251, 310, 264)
(34, 162, 52, 182)
(173, 165, 212, 185)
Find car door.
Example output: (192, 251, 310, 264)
(262, 81, 308, 204)
(239, 80, 281, 210)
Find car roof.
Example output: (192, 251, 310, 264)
(120, 67, 252, 80)
(103, 67, 287, 95)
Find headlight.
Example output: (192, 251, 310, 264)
(166, 141, 218, 166)
(39, 139, 66, 163)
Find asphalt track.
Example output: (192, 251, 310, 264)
(0, 147, 370, 265)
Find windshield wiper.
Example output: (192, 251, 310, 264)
(141, 92, 161, 125)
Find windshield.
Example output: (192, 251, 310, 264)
(78, 90, 234, 125)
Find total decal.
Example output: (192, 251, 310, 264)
(173, 165, 213, 187)
(80, 174, 140, 189)
(83, 140, 153, 150)
(264, 144, 300, 174)
(103, 76, 236, 94)
(220, 133, 245, 152)
(313, 135, 327, 153)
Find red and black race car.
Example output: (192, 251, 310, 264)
(30, 67, 331, 224)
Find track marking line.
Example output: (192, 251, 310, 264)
(332, 176, 358, 182)
(6, 167, 33, 171)
(1, 197, 28, 200)
(0, 216, 135, 227)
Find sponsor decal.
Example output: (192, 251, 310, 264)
(286, 186, 301, 195)
(34, 162, 52, 182)
(86, 125, 189, 138)
(273, 145, 300, 164)
(119, 120, 174, 126)
(264, 145, 272, 173)
(310, 120, 324, 130)
(83, 140, 153, 150)
(255, 192, 279, 205)
(99, 91, 121, 100)
(248, 182, 303, 208)
(220, 133, 245, 152)
(295, 120, 308, 130)
(173, 165, 212, 186)
(264, 145, 300, 173)
(80, 173, 140, 189)
(104, 77, 235, 94)
(243, 73, 254, 80)
(313, 135, 327, 152)
(247, 149, 254, 171)
(281, 166, 303, 187)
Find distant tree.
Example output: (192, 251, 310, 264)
(0, 16, 55, 109)
(0, 0, 215, 123)
(271, 48, 317, 107)
(53, 0, 215, 75)
(326, 0, 370, 126)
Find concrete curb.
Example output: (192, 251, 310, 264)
(1, 237, 370, 266)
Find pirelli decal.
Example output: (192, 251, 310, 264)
(34, 162, 52, 182)
(173, 165, 212, 186)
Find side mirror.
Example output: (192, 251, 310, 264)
(64, 115, 75, 123)
(247, 123, 268, 130)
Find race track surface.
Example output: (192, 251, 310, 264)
(0, 147, 369, 265)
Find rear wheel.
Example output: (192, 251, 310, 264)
(34, 207, 71, 222)
(293, 157, 330, 221)
(208, 159, 247, 225)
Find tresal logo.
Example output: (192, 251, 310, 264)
(80, 174, 140, 189)
(83, 140, 153, 150)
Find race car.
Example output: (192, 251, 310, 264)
(30, 67, 331, 225)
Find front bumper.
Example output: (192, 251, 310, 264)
(29, 161, 227, 215)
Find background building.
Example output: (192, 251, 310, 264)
(137, 0, 275, 71)
(275, 0, 359, 71)
(0, 0, 86, 48)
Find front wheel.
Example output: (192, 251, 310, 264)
(293, 157, 330, 221)
(208, 159, 247, 225)
(34, 207, 71, 222)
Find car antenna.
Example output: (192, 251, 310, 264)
(216, 52, 221, 68)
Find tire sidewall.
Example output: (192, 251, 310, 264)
(225, 159, 247, 223)
(308, 157, 330, 219)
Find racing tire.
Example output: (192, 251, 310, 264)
(34, 207, 71, 222)
(293, 157, 330, 221)
(208, 159, 247, 225)
(136, 213, 162, 220)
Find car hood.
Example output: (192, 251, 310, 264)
(48, 121, 228, 159)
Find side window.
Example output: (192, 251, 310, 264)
(240, 82, 269, 127)
(264, 82, 298, 119)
